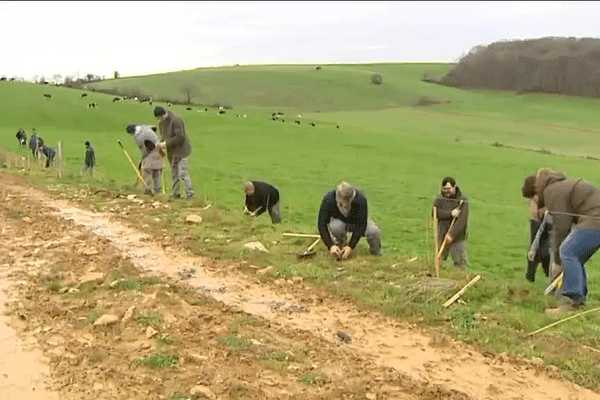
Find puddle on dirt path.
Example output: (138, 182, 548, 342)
(0, 281, 57, 400)
(4, 177, 600, 400)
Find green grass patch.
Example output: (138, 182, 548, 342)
(299, 372, 328, 386)
(133, 354, 178, 368)
(217, 335, 253, 355)
(87, 310, 101, 324)
(134, 311, 163, 329)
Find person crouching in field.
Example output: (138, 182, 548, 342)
(433, 177, 469, 268)
(16, 129, 27, 148)
(524, 168, 600, 316)
(81, 141, 96, 177)
(36, 138, 55, 168)
(244, 181, 281, 223)
(521, 174, 551, 282)
(318, 181, 382, 260)
(126, 124, 165, 196)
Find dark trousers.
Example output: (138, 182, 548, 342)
(527, 219, 550, 282)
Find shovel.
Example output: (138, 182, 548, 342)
(297, 238, 321, 259)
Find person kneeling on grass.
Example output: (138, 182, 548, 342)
(244, 181, 281, 223)
(126, 124, 165, 196)
(318, 181, 382, 260)
(524, 167, 600, 316)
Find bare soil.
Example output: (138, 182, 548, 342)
(0, 171, 598, 400)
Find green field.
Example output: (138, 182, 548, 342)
(2, 63, 600, 388)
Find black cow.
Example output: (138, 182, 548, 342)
(309, 123, 316, 127)
(113, 97, 121, 102)
(81, 93, 88, 97)
(0, 77, 7, 81)
(88, 102, 97, 108)
(186, 107, 192, 111)
(316, 66, 322, 70)
(43, 93, 52, 99)
(295, 120, 300, 125)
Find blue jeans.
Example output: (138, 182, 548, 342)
(559, 227, 600, 305)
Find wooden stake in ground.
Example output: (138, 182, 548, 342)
(283, 233, 321, 238)
(117, 139, 149, 191)
(442, 275, 481, 308)
(433, 207, 440, 277)
(57, 141, 63, 178)
(528, 306, 600, 336)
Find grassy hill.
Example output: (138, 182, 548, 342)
(3, 63, 600, 388)
(85, 63, 455, 111)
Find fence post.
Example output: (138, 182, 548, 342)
(57, 141, 63, 178)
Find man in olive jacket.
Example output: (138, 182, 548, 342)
(531, 168, 600, 314)
(433, 177, 469, 268)
(154, 106, 194, 200)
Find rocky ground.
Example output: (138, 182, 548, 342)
(0, 171, 598, 400)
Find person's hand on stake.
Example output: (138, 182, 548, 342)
(445, 234, 453, 244)
(340, 246, 353, 260)
(451, 208, 461, 218)
(329, 245, 342, 258)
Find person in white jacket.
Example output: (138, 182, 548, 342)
(126, 124, 165, 195)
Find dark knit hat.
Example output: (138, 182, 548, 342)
(126, 124, 137, 134)
(85, 141, 90, 146)
(154, 106, 166, 117)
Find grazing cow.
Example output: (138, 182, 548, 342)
(81, 93, 88, 97)
(316, 66, 322, 70)
(88, 102, 97, 108)
(295, 120, 300, 125)
(16, 129, 27, 147)
(113, 97, 121, 102)
(186, 107, 192, 111)
(0, 77, 7, 81)
(309, 123, 316, 127)
(218, 110, 226, 114)
(336, 125, 340, 129)
(205, 108, 208, 112)
(43, 93, 52, 99)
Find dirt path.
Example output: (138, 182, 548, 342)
(1, 171, 599, 399)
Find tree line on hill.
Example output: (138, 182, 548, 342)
(425, 37, 600, 97)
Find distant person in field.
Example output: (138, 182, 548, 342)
(521, 174, 551, 282)
(16, 129, 27, 148)
(524, 167, 600, 316)
(244, 181, 281, 223)
(433, 177, 469, 268)
(80, 141, 96, 177)
(318, 181, 382, 260)
(154, 106, 194, 200)
(126, 124, 165, 196)
(29, 129, 38, 158)
(36, 138, 55, 168)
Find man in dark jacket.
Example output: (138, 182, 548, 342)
(433, 177, 469, 268)
(154, 106, 194, 200)
(244, 181, 281, 223)
(16, 129, 27, 148)
(530, 168, 600, 315)
(318, 181, 382, 260)
(29, 129, 38, 158)
(81, 141, 96, 177)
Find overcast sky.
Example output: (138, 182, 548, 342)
(1, 1, 599, 81)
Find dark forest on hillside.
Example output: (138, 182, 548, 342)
(436, 37, 600, 96)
